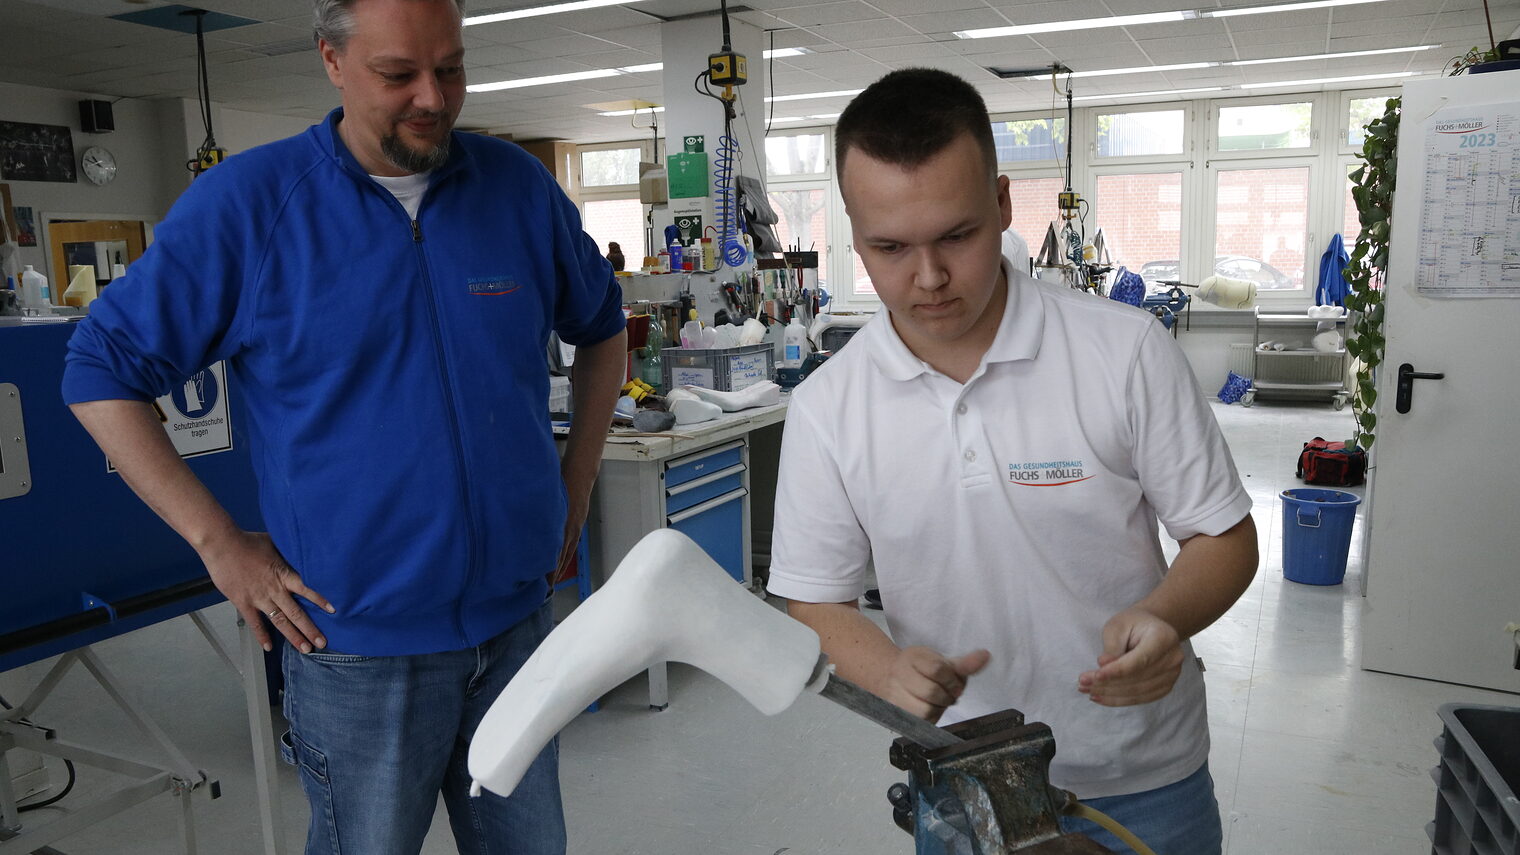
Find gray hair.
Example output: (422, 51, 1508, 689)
(314, 0, 467, 51)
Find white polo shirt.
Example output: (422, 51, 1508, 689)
(767, 260, 1251, 799)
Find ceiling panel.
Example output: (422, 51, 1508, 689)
(766, 1, 885, 27)
(0, 0, 1497, 144)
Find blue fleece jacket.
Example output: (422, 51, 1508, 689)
(63, 110, 624, 656)
(1316, 233, 1350, 306)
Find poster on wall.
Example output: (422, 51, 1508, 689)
(0, 121, 76, 183)
(12, 206, 35, 247)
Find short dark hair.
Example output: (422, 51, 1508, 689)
(834, 68, 996, 185)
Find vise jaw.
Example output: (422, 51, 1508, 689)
(888, 709, 1112, 855)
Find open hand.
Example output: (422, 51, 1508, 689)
(1078, 607, 1183, 706)
(198, 530, 333, 653)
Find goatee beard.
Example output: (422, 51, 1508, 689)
(382, 129, 450, 174)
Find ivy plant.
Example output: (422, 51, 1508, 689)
(1343, 96, 1399, 451)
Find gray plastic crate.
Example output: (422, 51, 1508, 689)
(1430, 703, 1520, 854)
(662, 343, 774, 392)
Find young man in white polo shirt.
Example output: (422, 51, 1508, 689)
(766, 69, 1258, 854)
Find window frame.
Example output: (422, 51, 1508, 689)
(574, 139, 654, 259)
(1209, 94, 1323, 160)
(1337, 87, 1399, 155)
(1087, 163, 1192, 290)
(765, 128, 831, 180)
(1205, 155, 1319, 302)
(1091, 103, 1195, 166)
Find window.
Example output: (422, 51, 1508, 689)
(582, 199, 645, 266)
(1006, 176, 1063, 259)
(1096, 110, 1185, 157)
(768, 187, 831, 292)
(1342, 165, 1361, 247)
(1214, 166, 1310, 291)
(1218, 102, 1312, 151)
(1346, 96, 1389, 148)
(766, 133, 828, 177)
(993, 117, 1066, 163)
(579, 147, 641, 187)
(1094, 173, 1183, 290)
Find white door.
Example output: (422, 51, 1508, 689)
(1361, 71, 1520, 693)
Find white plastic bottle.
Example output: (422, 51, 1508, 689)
(20, 265, 51, 312)
(783, 316, 809, 368)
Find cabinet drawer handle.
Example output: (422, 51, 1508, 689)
(667, 487, 748, 525)
(666, 464, 747, 496)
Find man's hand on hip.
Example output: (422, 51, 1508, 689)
(886, 646, 991, 723)
(1078, 607, 1184, 706)
(199, 530, 334, 654)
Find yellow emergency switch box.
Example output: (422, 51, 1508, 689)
(708, 51, 747, 86)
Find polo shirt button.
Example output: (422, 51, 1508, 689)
(957, 403, 968, 415)
(964, 450, 976, 462)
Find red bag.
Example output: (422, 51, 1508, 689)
(1296, 437, 1366, 487)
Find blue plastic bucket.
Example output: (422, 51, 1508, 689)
(1280, 488, 1362, 585)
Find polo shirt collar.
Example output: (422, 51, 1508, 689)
(867, 253, 1046, 381)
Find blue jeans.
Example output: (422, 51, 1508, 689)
(914, 762, 1220, 855)
(280, 604, 565, 855)
(1057, 763, 1222, 855)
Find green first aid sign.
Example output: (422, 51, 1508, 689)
(667, 152, 708, 199)
(684, 135, 705, 153)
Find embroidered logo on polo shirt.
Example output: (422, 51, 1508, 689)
(1008, 459, 1093, 487)
(467, 276, 521, 296)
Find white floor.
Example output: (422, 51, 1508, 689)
(4, 400, 1515, 854)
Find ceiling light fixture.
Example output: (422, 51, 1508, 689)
(465, 0, 653, 25)
(1071, 86, 1226, 101)
(955, 0, 1403, 40)
(956, 11, 1190, 39)
(496, 48, 807, 94)
(1239, 71, 1417, 87)
(1203, 0, 1389, 17)
(598, 106, 666, 117)
(468, 68, 622, 92)
(1227, 44, 1440, 65)
(765, 88, 863, 103)
(1000, 44, 1438, 81)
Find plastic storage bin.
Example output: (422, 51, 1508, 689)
(1279, 488, 1361, 585)
(1430, 703, 1520, 854)
(662, 342, 774, 392)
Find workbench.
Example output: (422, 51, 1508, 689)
(578, 399, 787, 709)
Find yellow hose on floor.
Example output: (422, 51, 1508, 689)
(1066, 801, 1160, 855)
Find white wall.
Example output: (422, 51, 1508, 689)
(2, 81, 323, 284)
(218, 107, 319, 156)
(1, 82, 191, 277)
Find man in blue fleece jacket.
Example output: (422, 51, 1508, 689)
(62, 1, 627, 851)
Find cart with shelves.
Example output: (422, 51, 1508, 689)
(1243, 307, 1351, 409)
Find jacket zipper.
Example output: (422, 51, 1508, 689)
(410, 213, 481, 647)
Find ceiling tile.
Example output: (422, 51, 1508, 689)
(871, 0, 988, 13)
(766, 1, 884, 28)
(809, 18, 917, 42)
(896, 8, 1012, 35)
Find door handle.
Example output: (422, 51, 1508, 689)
(1396, 363, 1444, 414)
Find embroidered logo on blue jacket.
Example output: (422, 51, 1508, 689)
(467, 276, 521, 296)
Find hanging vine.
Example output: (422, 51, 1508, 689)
(1343, 96, 1399, 451)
